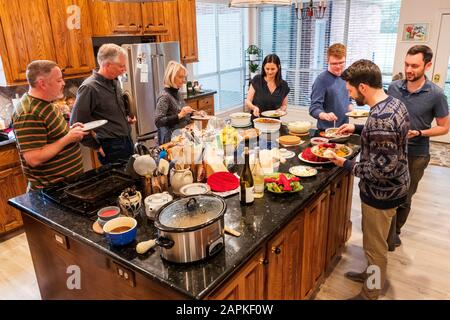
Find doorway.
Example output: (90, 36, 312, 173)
(431, 13, 450, 143)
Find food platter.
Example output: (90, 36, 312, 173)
(346, 110, 369, 118)
(289, 165, 318, 177)
(298, 150, 332, 164)
(311, 143, 352, 159)
(261, 110, 287, 118)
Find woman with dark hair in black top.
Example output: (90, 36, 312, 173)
(245, 54, 290, 119)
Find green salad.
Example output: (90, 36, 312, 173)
(264, 173, 303, 193)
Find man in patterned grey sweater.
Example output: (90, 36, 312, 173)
(330, 59, 410, 300)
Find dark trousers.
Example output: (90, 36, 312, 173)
(388, 154, 430, 243)
(98, 136, 134, 165)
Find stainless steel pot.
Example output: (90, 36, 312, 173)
(154, 194, 226, 263)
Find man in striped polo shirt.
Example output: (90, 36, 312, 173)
(12, 60, 88, 190)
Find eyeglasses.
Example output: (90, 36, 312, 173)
(329, 61, 346, 66)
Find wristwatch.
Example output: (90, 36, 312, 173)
(417, 130, 422, 137)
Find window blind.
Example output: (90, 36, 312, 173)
(194, 1, 247, 112)
(258, 0, 401, 108)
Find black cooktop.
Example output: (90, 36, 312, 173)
(40, 164, 138, 219)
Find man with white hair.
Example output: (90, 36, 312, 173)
(71, 43, 136, 165)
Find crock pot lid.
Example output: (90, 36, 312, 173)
(158, 195, 225, 229)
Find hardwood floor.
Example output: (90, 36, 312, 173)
(1, 165, 449, 300)
(316, 164, 450, 300)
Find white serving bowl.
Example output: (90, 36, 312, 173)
(230, 112, 251, 127)
(287, 121, 312, 134)
(253, 118, 281, 133)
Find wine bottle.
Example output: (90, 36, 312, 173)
(240, 146, 254, 205)
(252, 147, 264, 199)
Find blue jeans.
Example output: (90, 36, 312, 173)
(97, 136, 133, 165)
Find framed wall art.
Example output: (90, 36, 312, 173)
(402, 23, 430, 42)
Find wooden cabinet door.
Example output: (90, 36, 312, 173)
(344, 173, 354, 242)
(198, 96, 215, 115)
(209, 247, 265, 300)
(301, 188, 330, 298)
(88, 0, 112, 36)
(160, 1, 180, 43)
(109, 2, 142, 35)
(141, 2, 167, 35)
(0, 167, 26, 233)
(326, 176, 344, 268)
(0, 0, 56, 83)
(89, 1, 143, 35)
(47, 0, 95, 76)
(266, 213, 304, 299)
(177, 0, 198, 63)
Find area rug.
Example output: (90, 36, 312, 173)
(429, 141, 450, 168)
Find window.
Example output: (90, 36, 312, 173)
(258, 0, 401, 107)
(194, 1, 248, 113)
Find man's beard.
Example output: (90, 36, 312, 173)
(406, 68, 425, 82)
(354, 90, 365, 106)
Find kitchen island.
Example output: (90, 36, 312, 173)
(8, 133, 360, 300)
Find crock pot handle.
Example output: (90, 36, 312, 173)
(155, 237, 174, 249)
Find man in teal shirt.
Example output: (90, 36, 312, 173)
(388, 45, 449, 250)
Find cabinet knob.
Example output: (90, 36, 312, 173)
(259, 258, 268, 265)
(272, 246, 281, 255)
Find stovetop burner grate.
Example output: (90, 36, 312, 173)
(40, 164, 138, 218)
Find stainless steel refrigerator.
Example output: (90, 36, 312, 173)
(120, 42, 180, 140)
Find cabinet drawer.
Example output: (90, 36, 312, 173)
(198, 96, 214, 109)
(203, 106, 214, 116)
(0, 145, 20, 169)
(185, 100, 198, 110)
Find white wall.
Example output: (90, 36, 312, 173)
(393, 0, 450, 143)
(393, 0, 450, 77)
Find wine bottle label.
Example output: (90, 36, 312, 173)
(239, 186, 254, 203)
(245, 186, 254, 203)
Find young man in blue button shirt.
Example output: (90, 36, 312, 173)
(388, 45, 449, 249)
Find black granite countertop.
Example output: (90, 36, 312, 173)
(182, 89, 217, 101)
(8, 128, 361, 300)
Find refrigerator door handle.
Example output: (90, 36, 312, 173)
(151, 54, 165, 97)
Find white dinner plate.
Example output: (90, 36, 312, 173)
(345, 110, 369, 118)
(280, 150, 295, 159)
(191, 115, 212, 120)
(81, 119, 108, 132)
(261, 110, 287, 118)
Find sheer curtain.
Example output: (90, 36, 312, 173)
(194, 0, 248, 113)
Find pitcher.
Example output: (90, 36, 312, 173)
(170, 168, 193, 194)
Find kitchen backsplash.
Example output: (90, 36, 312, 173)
(0, 78, 85, 129)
